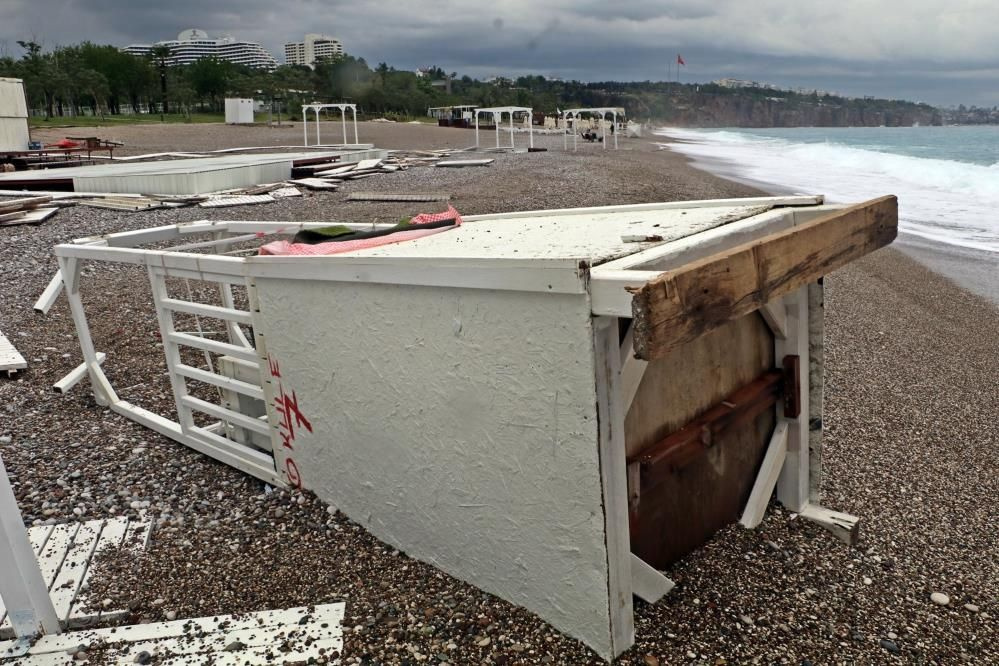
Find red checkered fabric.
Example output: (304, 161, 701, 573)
(259, 206, 463, 256)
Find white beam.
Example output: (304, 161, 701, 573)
(0, 455, 60, 638)
(630, 554, 674, 604)
(799, 504, 860, 545)
(619, 326, 647, 411)
(739, 422, 789, 528)
(32, 272, 63, 314)
(759, 298, 788, 340)
(589, 269, 661, 317)
(52, 352, 106, 394)
(776, 287, 810, 511)
(593, 317, 635, 659)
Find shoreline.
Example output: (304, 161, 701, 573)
(1, 121, 996, 664)
(653, 127, 999, 306)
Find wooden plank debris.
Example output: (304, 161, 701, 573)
(198, 194, 276, 208)
(0, 329, 27, 376)
(629, 196, 898, 361)
(0, 517, 152, 638)
(347, 191, 450, 202)
(78, 197, 162, 212)
(270, 186, 302, 198)
(288, 178, 338, 190)
(436, 159, 495, 167)
(0, 196, 58, 226)
(0, 603, 346, 663)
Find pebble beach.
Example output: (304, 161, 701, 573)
(1, 121, 995, 664)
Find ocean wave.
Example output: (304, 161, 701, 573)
(654, 127, 999, 253)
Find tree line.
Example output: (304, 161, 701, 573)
(0, 40, 956, 126)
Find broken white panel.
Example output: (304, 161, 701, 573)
(0, 329, 27, 376)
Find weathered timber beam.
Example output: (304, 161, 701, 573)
(629, 196, 897, 361)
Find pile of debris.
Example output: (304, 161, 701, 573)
(0, 196, 60, 227)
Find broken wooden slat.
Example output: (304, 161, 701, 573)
(48, 520, 104, 623)
(631, 370, 784, 485)
(198, 195, 276, 208)
(629, 196, 897, 361)
(287, 178, 338, 190)
(799, 504, 861, 545)
(270, 186, 302, 198)
(435, 159, 495, 167)
(739, 421, 789, 529)
(347, 191, 450, 202)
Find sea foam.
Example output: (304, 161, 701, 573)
(655, 128, 999, 254)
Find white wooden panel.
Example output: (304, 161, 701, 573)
(345, 204, 768, 263)
(253, 277, 614, 658)
(0, 603, 345, 662)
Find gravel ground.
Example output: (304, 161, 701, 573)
(1, 122, 995, 664)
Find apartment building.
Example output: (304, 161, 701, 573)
(123, 29, 279, 70)
(284, 34, 344, 68)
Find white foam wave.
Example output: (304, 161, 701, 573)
(655, 128, 999, 253)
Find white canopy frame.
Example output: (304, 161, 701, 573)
(562, 107, 625, 151)
(302, 103, 358, 147)
(474, 106, 534, 150)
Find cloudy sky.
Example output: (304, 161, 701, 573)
(1, 0, 997, 107)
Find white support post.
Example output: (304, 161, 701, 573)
(302, 106, 307, 146)
(593, 317, 635, 659)
(562, 112, 568, 150)
(0, 454, 61, 638)
(494, 112, 499, 148)
(613, 111, 618, 149)
(509, 111, 514, 149)
(776, 287, 810, 512)
(475, 113, 480, 148)
(739, 421, 789, 528)
(603, 116, 607, 150)
(57, 256, 113, 407)
(315, 108, 321, 146)
(528, 112, 534, 149)
(341, 108, 347, 145)
(619, 326, 648, 411)
(352, 106, 359, 144)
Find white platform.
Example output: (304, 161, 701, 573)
(0, 329, 26, 377)
(0, 602, 345, 664)
(0, 517, 151, 638)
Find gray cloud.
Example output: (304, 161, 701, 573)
(0, 0, 995, 106)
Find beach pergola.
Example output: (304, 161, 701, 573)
(302, 103, 359, 146)
(562, 107, 626, 150)
(474, 106, 534, 150)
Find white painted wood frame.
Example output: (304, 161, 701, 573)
(0, 455, 60, 638)
(592, 317, 635, 658)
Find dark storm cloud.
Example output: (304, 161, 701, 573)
(0, 0, 996, 106)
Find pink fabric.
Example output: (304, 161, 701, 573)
(259, 206, 462, 256)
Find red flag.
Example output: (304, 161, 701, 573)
(677, 54, 686, 66)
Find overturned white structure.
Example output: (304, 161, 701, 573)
(48, 195, 897, 660)
(0, 78, 29, 152)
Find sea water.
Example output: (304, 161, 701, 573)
(655, 126, 999, 301)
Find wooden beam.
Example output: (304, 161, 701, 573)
(739, 422, 788, 529)
(629, 196, 897, 361)
(630, 554, 674, 603)
(799, 503, 860, 545)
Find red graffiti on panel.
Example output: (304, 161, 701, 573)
(269, 355, 311, 488)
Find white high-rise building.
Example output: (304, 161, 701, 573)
(123, 29, 278, 70)
(284, 34, 344, 68)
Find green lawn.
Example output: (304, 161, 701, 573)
(29, 113, 225, 128)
